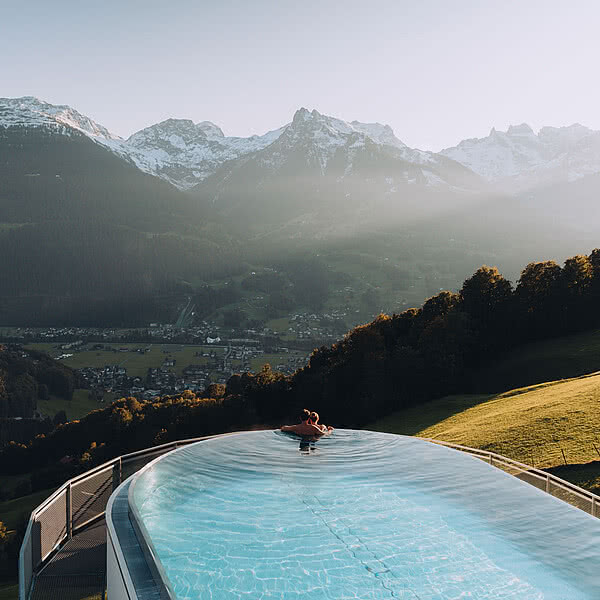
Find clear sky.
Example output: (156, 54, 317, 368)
(2, 0, 600, 150)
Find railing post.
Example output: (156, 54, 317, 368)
(489, 455, 494, 467)
(112, 457, 122, 491)
(66, 482, 73, 540)
(545, 474, 550, 493)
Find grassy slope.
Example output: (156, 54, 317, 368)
(37, 389, 99, 421)
(370, 372, 600, 490)
(362, 326, 600, 492)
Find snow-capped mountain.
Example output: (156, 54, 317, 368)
(191, 107, 483, 229)
(0, 97, 285, 190)
(0, 96, 120, 140)
(124, 118, 285, 189)
(256, 107, 447, 173)
(441, 123, 600, 189)
(212, 107, 477, 188)
(0, 97, 476, 191)
(122, 108, 467, 190)
(4, 96, 600, 195)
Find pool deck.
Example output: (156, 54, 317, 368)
(29, 519, 106, 600)
(28, 480, 164, 600)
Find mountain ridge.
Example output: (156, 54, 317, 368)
(441, 121, 600, 189)
(0, 97, 480, 191)
(3, 95, 600, 194)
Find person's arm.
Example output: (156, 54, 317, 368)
(308, 424, 328, 435)
(281, 425, 295, 432)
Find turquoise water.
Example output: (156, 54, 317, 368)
(131, 430, 600, 599)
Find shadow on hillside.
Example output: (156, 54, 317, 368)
(369, 393, 495, 436)
(469, 328, 600, 394)
(546, 460, 600, 495)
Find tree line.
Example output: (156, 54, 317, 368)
(3, 249, 600, 481)
(0, 346, 75, 419)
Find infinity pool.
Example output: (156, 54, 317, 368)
(131, 430, 600, 599)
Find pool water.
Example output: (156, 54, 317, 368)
(131, 430, 600, 599)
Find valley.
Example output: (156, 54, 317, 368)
(23, 340, 308, 419)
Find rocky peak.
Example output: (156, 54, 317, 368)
(196, 121, 224, 138)
(0, 96, 119, 140)
(507, 123, 535, 136)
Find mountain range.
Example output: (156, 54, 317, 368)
(1, 96, 599, 327)
(3, 96, 600, 193)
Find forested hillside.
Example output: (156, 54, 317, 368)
(0, 346, 75, 419)
(2, 249, 600, 480)
(0, 126, 244, 325)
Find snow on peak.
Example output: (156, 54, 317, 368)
(292, 107, 312, 123)
(0, 96, 120, 140)
(253, 107, 451, 183)
(9, 95, 597, 192)
(538, 123, 592, 146)
(0, 96, 451, 189)
(196, 121, 224, 138)
(127, 118, 225, 149)
(507, 123, 534, 136)
(441, 125, 545, 180)
(442, 121, 600, 187)
(287, 107, 406, 149)
(0, 96, 283, 189)
(122, 117, 286, 189)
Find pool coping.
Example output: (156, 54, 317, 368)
(128, 460, 177, 600)
(106, 478, 163, 600)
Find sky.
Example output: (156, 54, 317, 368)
(2, 0, 600, 151)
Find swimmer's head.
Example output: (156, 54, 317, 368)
(300, 408, 311, 423)
(310, 411, 319, 424)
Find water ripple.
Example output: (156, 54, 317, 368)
(132, 430, 600, 599)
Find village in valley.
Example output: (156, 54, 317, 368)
(0, 312, 351, 411)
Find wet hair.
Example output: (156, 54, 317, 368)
(300, 408, 311, 422)
(310, 411, 319, 424)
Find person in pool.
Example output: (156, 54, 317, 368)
(280, 408, 332, 436)
(309, 411, 334, 433)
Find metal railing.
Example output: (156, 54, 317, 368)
(18, 435, 217, 600)
(420, 438, 600, 517)
(19, 434, 600, 599)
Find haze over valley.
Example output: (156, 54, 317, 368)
(1, 96, 598, 329)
